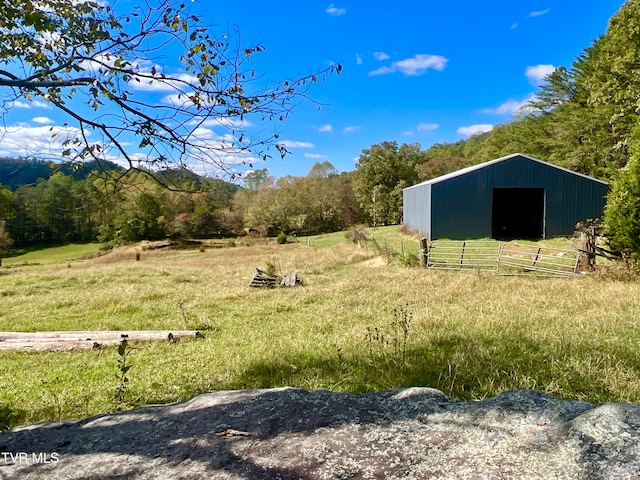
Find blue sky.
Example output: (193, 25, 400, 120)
(209, 1, 625, 179)
(0, 1, 626, 181)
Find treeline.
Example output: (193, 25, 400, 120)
(0, 143, 456, 249)
(0, 160, 369, 248)
(0, 166, 240, 246)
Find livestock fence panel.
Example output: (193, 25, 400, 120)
(424, 240, 501, 271)
(497, 243, 580, 276)
(423, 239, 581, 276)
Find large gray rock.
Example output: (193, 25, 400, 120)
(1, 387, 640, 479)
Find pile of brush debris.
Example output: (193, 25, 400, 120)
(249, 269, 302, 288)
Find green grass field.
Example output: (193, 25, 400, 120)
(1, 228, 639, 430)
(2, 243, 102, 267)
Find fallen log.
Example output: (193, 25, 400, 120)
(0, 330, 200, 352)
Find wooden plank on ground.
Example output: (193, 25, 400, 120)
(249, 268, 277, 287)
(0, 330, 200, 352)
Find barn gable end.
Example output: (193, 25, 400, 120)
(402, 153, 609, 241)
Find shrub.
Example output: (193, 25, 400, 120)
(399, 224, 421, 236)
(402, 251, 421, 267)
(277, 231, 287, 244)
(347, 225, 370, 247)
(604, 156, 640, 263)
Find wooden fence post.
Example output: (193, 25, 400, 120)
(579, 228, 596, 270)
(420, 238, 429, 267)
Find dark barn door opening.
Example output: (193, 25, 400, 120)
(492, 188, 544, 240)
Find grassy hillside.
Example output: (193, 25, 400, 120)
(1, 228, 639, 429)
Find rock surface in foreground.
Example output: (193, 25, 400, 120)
(2, 387, 640, 479)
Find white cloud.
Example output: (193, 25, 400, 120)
(129, 71, 200, 92)
(510, 23, 518, 30)
(0, 118, 258, 177)
(317, 124, 333, 133)
(160, 92, 192, 107)
(417, 122, 439, 132)
(160, 90, 219, 108)
(374, 52, 390, 61)
(326, 4, 346, 16)
(32, 116, 54, 125)
(187, 117, 252, 129)
(10, 101, 33, 109)
(368, 66, 395, 76)
(304, 153, 328, 159)
(482, 95, 535, 115)
(129, 148, 259, 176)
(356, 54, 363, 65)
(528, 8, 550, 18)
(0, 124, 82, 156)
(167, 129, 263, 174)
(458, 124, 494, 136)
(343, 125, 361, 134)
(78, 52, 142, 78)
(404, 123, 438, 135)
(525, 64, 556, 85)
(395, 55, 448, 75)
(278, 140, 314, 148)
(9, 100, 50, 109)
(189, 126, 218, 141)
(368, 54, 448, 77)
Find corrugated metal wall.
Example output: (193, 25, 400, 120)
(402, 182, 431, 237)
(404, 154, 609, 240)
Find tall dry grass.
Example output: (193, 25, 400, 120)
(1, 233, 640, 429)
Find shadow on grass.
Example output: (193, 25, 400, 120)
(0, 404, 26, 432)
(228, 331, 640, 404)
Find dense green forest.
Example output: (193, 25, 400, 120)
(0, 159, 365, 248)
(2, 1, 640, 259)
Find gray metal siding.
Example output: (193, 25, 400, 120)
(402, 183, 431, 238)
(405, 154, 608, 240)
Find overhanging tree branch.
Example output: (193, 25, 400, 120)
(0, 77, 96, 88)
(0, 0, 341, 187)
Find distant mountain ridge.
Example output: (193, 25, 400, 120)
(0, 158, 239, 192)
(0, 157, 124, 190)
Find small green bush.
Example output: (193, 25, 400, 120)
(0, 404, 25, 432)
(277, 232, 287, 245)
(402, 251, 421, 267)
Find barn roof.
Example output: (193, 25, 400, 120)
(403, 153, 609, 191)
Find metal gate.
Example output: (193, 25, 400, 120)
(423, 240, 500, 271)
(423, 240, 580, 276)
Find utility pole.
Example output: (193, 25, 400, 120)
(372, 192, 377, 229)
